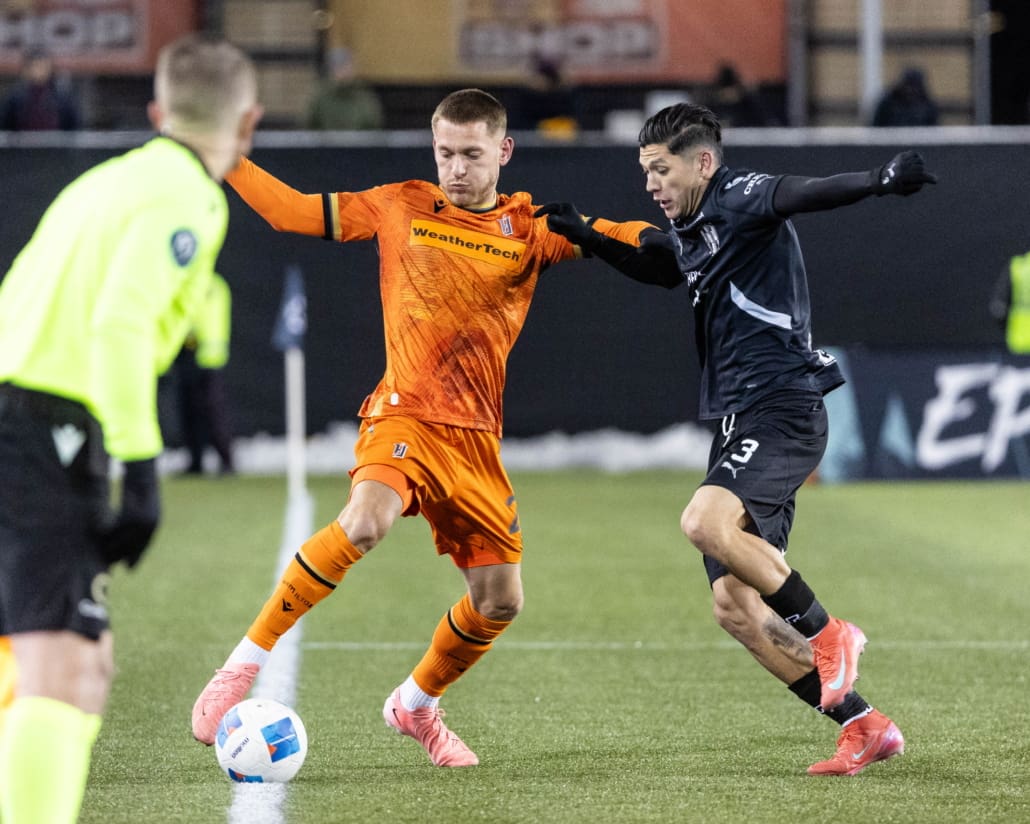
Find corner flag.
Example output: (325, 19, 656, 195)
(272, 264, 307, 352)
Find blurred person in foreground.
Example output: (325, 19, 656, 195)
(0, 46, 81, 131)
(0, 34, 261, 823)
(536, 103, 936, 776)
(190, 88, 655, 767)
(306, 46, 384, 130)
(175, 272, 236, 475)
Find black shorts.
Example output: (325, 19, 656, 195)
(0, 383, 113, 640)
(700, 390, 828, 585)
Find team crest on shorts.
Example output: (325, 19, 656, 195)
(392, 442, 408, 459)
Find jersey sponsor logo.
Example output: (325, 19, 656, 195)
(723, 172, 774, 196)
(409, 220, 525, 272)
(744, 174, 774, 195)
(171, 229, 198, 266)
(51, 423, 85, 466)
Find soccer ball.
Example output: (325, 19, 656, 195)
(214, 698, 308, 783)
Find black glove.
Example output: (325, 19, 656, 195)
(533, 202, 599, 248)
(101, 458, 161, 568)
(638, 230, 676, 257)
(870, 150, 937, 196)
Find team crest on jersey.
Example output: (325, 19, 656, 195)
(700, 224, 720, 256)
(498, 215, 513, 236)
(171, 229, 198, 266)
(392, 442, 409, 459)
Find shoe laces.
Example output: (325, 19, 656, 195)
(836, 717, 874, 753)
(207, 667, 248, 696)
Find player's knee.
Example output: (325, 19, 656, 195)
(680, 503, 723, 555)
(336, 509, 389, 553)
(473, 592, 523, 622)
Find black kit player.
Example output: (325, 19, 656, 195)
(536, 102, 936, 775)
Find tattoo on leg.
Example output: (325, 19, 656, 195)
(763, 615, 811, 662)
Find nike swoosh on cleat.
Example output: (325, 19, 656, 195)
(851, 743, 873, 761)
(828, 648, 847, 690)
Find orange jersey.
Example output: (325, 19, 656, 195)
(226, 157, 652, 435)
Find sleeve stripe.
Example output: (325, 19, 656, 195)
(321, 193, 339, 240)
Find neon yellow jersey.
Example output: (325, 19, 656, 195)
(192, 272, 232, 369)
(1007, 252, 1030, 353)
(0, 137, 228, 460)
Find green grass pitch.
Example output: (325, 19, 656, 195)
(81, 471, 1030, 823)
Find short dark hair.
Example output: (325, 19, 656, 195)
(432, 88, 507, 135)
(638, 103, 723, 161)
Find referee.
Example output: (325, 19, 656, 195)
(0, 35, 261, 824)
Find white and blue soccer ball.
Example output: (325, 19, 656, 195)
(214, 698, 308, 783)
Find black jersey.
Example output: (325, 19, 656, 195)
(669, 165, 844, 419)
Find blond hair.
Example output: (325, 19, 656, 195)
(154, 34, 257, 133)
(431, 88, 507, 135)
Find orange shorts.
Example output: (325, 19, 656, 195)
(349, 416, 522, 569)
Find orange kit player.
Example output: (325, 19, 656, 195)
(191, 88, 655, 766)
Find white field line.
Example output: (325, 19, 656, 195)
(301, 638, 1029, 652)
(228, 490, 313, 824)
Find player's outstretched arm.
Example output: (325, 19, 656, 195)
(773, 150, 937, 216)
(534, 202, 682, 288)
(225, 155, 327, 237)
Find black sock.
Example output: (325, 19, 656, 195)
(762, 570, 829, 638)
(788, 669, 872, 724)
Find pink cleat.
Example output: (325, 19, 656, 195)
(810, 618, 867, 710)
(382, 687, 479, 767)
(808, 710, 905, 776)
(191, 662, 260, 745)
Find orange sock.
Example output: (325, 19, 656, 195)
(411, 594, 511, 696)
(246, 521, 364, 650)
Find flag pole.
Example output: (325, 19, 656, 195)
(272, 265, 308, 500)
(284, 346, 306, 501)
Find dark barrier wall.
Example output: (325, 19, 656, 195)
(0, 135, 1020, 439)
(822, 347, 1030, 480)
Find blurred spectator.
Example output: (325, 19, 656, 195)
(989, 250, 1030, 354)
(306, 46, 384, 130)
(175, 272, 235, 475)
(872, 67, 939, 127)
(515, 44, 579, 137)
(702, 64, 771, 128)
(0, 47, 81, 131)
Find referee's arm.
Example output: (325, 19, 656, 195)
(90, 213, 190, 461)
